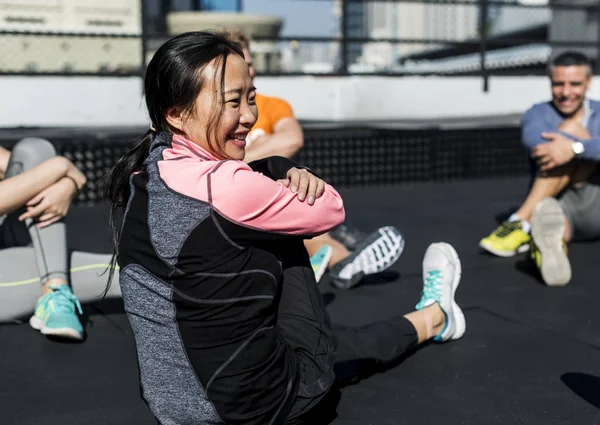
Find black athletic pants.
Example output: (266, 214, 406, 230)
(277, 241, 419, 424)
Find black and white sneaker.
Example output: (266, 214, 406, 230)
(329, 226, 404, 289)
(329, 223, 367, 251)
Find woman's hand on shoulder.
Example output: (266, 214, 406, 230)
(277, 167, 325, 206)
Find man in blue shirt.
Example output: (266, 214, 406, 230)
(480, 51, 600, 286)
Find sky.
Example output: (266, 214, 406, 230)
(241, 0, 336, 37)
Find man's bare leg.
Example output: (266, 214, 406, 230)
(481, 119, 595, 257)
(516, 167, 573, 222)
(515, 161, 596, 223)
(525, 120, 596, 285)
(516, 120, 595, 223)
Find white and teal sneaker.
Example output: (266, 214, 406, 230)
(415, 242, 466, 342)
(29, 285, 84, 341)
(310, 245, 333, 283)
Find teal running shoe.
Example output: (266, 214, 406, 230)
(29, 285, 84, 341)
(415, 243, 465, 342)
(310, 245, 333, 283)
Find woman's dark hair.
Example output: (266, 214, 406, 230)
(102, 31, 244, 291)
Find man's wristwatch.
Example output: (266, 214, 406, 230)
(572, 141, 585, 157)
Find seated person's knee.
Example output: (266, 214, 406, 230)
(12, 138, 57, 161)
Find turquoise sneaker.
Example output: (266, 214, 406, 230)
(29, 285, 84, 341)
(415, 243, 465, 342)
(310, 245, 333, 283)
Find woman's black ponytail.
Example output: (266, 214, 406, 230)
(102, 129, 155, 292)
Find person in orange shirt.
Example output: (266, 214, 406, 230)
(244, 92, 304, 163)
(226, 30, 404, 289)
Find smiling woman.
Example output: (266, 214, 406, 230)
(164, 52, 258, 160)
(103, 31, 466, 425)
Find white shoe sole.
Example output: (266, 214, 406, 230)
(29, 315, 84, 340)
(479, 240, 529, 257)
(531, 198, 571, 286)
(29, 315, 44, 331)
(330, 226, 404, 289)
(428, 242, 466, 341)
(445, 243, 466, 340)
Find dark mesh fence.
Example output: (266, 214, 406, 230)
(35, 136, 135, 205)
(0, 124, 528, 205)
(297, 126, 528, 186)
(58, 141, 133, 205)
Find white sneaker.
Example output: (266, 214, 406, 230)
(329, 226, 405, 289)
(415, 242, 466, 342)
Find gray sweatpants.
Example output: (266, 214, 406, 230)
(0, 138, 120, 323)
(558, 172, 600, 242)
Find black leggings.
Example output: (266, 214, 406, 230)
(278, 242, 418, 424)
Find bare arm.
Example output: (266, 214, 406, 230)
(0, 156, 86, 216)
(243, 117, 304, 163)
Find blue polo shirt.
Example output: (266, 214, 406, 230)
(521, 99, 600, 161)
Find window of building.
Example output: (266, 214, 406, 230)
(199, 0, 240, 11)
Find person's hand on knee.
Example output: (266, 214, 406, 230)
(533, 133, 577, 171)
(18, 176, 80, 227)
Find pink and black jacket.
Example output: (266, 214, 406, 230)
(118, 133, 345, 424)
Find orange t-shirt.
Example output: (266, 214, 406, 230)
(252, 93, 294, 135)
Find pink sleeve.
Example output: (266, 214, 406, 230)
(158, 158, 345, 236)
(211, 161, 345, 236)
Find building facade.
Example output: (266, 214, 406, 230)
(0, 0, 142, 73)
(358, 1, 479, 70)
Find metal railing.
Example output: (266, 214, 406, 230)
(243, 1, 599, 88)
(142, 0, 600, 90)
(3, 0, 600, 87)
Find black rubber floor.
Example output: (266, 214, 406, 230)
(2, 176, 600, 425)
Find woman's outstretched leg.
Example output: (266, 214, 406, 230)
(333, 242, 465, 367)
(277, 241, 465, 423)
